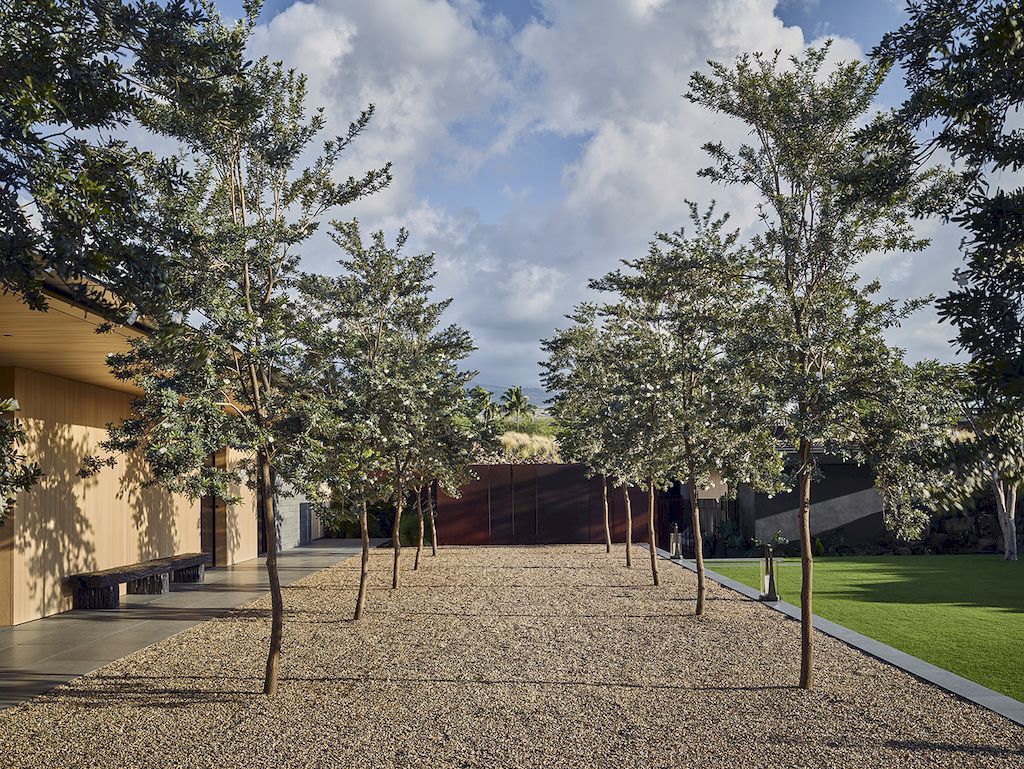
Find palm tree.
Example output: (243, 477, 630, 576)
(500, 385, 536, 425)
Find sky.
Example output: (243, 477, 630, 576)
(211, 0, 963, 398)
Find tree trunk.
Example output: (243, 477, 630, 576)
(602, 474, 611, 553)
(391, 461, 403, 590)
(688, 476, 706, 616)
(994, 479, 1019, 561)
(797, 438, 814, 690)
(414, 485, 425, 570)
(647, 478, 659, 586)
(258, 451, 283, 696)
(623, 483, 633, 568)
(429, 485, 438, 556)
(354, 500, 370, 620)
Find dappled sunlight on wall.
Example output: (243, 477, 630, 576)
(3, 367, 200, 625)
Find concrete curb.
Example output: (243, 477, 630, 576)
(651, 545, 1024, 728)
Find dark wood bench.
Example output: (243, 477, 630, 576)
(69, 553, 212, 610)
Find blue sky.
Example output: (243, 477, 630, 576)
(215, 0, 960, 396)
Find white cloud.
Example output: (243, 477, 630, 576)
(239, 0, 959, 388)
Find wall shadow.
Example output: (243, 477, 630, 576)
(118, 446, 179, 563)
(16, 422, 96, 620)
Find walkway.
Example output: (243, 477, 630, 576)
(0, 539, 373, 709)
(1, 545, 1021, 768)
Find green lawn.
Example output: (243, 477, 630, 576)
(708, 555, 1024, 701)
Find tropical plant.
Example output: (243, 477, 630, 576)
(500, 385, 537, 424)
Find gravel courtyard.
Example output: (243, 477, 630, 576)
(2, 545, 1022, 768)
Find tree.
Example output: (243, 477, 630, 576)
(862, 359, 1023, 560)
(542, 305, 617, 556)
(687, 44, 947, 688)
(604, 203, 783, 615)
(860, 361, 964, 542)
(500, 385, 537, 425)
(305, 222, 473, 595)
(0, 0, 231, 517)
(410, 379, 481, 568)
(878, 0, 1024, 408)
(96, 7, 390, 695)
(877, 0, 1024, 557)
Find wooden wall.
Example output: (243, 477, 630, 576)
(0, 367, 205, 625)
(218, 448, 258, 567)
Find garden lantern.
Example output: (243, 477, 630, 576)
(759, 543, 779, 602)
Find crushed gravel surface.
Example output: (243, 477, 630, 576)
(1, 545, 1022, 768)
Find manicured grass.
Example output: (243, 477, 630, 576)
(708, 555, 1024, 702)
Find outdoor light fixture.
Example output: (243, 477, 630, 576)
(759, 543, 780, 602)
(669, 522, 682, 559)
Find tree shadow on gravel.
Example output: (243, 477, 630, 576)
(38, 674, 256, 709)
(284, 583, 673, 591)
(280, 673, 796, 693)
(884, 739, 1024, 758)
(361, 610, 728, 619)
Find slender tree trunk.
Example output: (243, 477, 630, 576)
(1009, 485, 1019, 561)
(688, 476, 706, 616)
(602, 474, 611, 553)
(391, 460, 403, 590)
(797, 438, 814, 690)
(354, 500, 370, 620)
(994, 479, 1019, 561)
(258, 452, 283, 696)
(623, 483, 633, 568)
(429, 485, 438, 556)
(414, 485, 425, 570)
(647, 478, 659, 586)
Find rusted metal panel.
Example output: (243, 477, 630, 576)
(535, 464, 589, 543)
(439, 464, 657, 546)
(488, 465, 514, 544)
(437, 470, 489, 545)
(511, 465, 538, 544)
(587, 473, 606, 544)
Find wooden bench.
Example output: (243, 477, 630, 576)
(69, 553, 212, 610)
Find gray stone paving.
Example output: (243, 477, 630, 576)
(0, 538, 378, 709)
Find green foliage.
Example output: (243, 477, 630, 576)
(499, 385, 538, 425)
(686, 43, 949, 499)
(859, 361, 967, 540)
(714, 519, 744, 550)
(505, 414, 557, 437)
(878, 0, 1024, 407)
(295, 221, 479, 518)
(0, 399, 42, 525)
(1, 0, 236, 512)
(543, 202, 783, 497)
(0, 0, 234, 315)
(90, 7, 390, 505)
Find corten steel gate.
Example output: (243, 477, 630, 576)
(436, 463, 653, 546)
